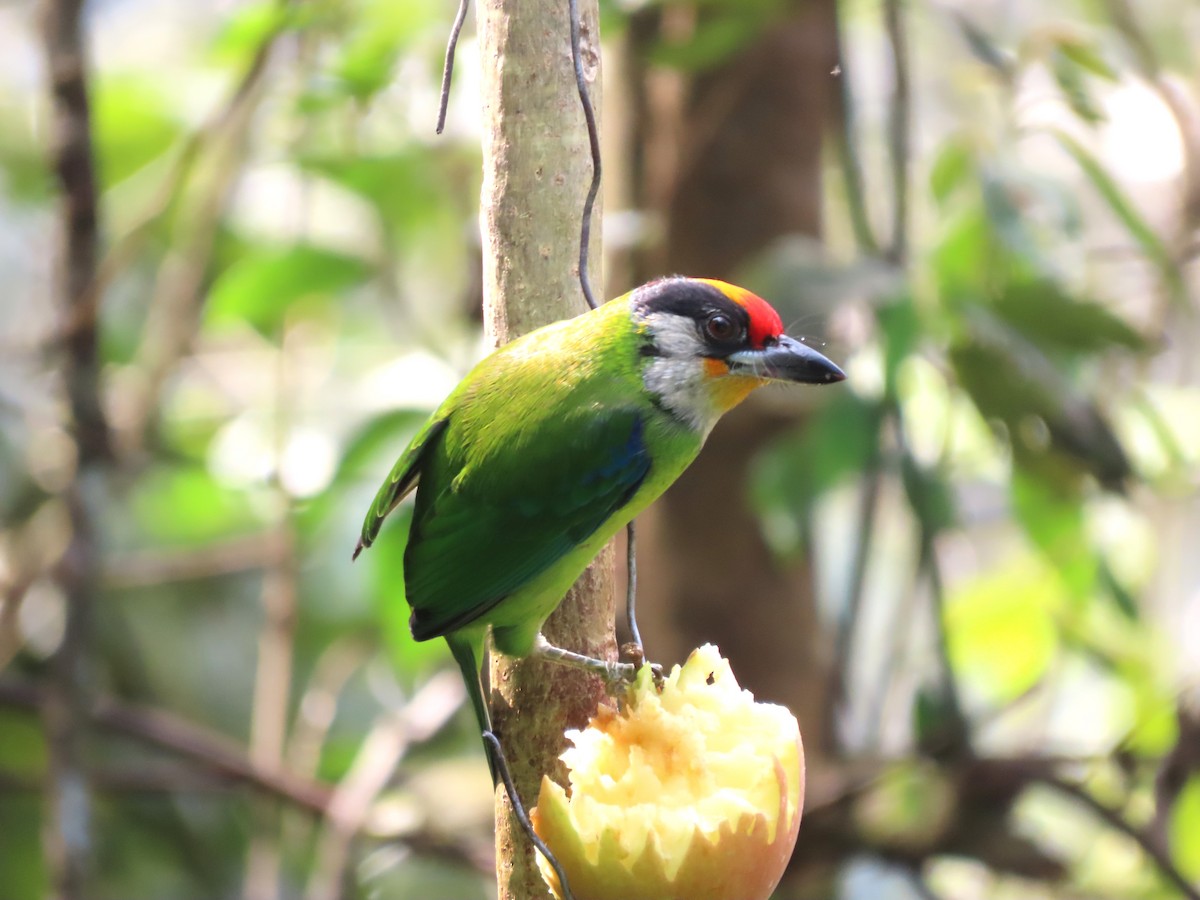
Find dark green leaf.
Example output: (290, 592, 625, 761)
(992, 279, 1149, 355)
(1051, 48, 1106, 124)
(901, 453, 957, 535)
(1054, 36, 1118, 81)
(752, 393, 883, 554)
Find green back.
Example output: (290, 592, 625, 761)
(358, 297, 697, 640)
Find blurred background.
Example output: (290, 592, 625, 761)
(2, 0, 1199, 897)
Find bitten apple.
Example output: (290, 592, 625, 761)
(532, 644, 805, 900)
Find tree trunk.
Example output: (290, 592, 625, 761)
(478, 1, 610, 898)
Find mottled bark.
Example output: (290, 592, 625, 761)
(478, 1, 610, 898)
(40, 0, 107, 894)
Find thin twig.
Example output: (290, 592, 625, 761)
(244, 326, 302, 900)
(1038, 775, 1200, 900)
(0, 679, 332, 814)
(484, 731, 577, 900)
(824, 446, 883, 752)
(883, 0, 910, 264)
(625, 522, 642, 652)
(102, 533, 286, 588)
(28, 0, 295, 361)
(308, 670, 466, 900)
(568, 0, 602, 311)
(831, 11, 879, 255)
(436, 0, 471, 134)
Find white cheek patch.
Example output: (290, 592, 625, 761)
(640, 312, 719, 434)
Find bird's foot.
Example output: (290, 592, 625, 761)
(533, 634, 659, 689)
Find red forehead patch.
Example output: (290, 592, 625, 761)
(695, 279, 784, 348)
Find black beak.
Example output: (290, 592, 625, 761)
(727, 334, 846, 384)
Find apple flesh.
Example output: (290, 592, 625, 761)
(531, 644, 805, 900)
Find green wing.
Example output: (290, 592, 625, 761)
(405, 407, 650, 641)
(353, 416, 449, 560)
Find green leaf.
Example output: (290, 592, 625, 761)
(950, 311, 1132, 490)
(944, 559, 1061, 704)
(992, 279, 1149, 356)
(92, 75, 183, 188)
(901, 454, 957, 536)
(130, 464, 265, 546)
(1051, 48, 1106, 124)
(210, 0, 291, 63)
(301, 152, 452, 237)
(367, 510, 450, 683)
(929, 137, 975, 206)
(206, 244, 372, 335)
(1054, 35, 1117, 81)
(952, 11, 1015, 80)
(878, 296, 922, 393)
(1170, 776, 1200, 881)
(333, 0, 439, 99)
(649, 11, 766, 71)
(1051, 129, 1186, 308)
(1011, 472, 1096, 603)
(751, 393, 883, 555)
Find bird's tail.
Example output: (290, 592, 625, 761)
(445, 633, 498, 785)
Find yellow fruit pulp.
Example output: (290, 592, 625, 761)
(534, 643, 803, 893)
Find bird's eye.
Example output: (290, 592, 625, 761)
(705, 313, 737, 342)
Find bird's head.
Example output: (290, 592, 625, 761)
(631, 276, 845, 433)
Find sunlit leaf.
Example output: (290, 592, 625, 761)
(945, 559, 1061, 704)
(1011, 472, 1097, 603)
(301, 152, 454, 238)
(92, 75, 183, 188)
(129, 464, 266, 546)
(929, 137, 974, 206)
(206, 244, 372, 335)
(333, 0, 440, 99)
(209, 0, 292, 63)
(1170, 776, 1200, 880)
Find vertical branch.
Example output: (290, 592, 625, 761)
(479, 0, 611, 897)
(244, 333, 300, 900)
(40, 0, 108, 893)
(883, 0, 911, 263)
(831, 6, 879, 255)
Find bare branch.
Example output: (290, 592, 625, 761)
(1038, 775, 1200, 900)
(0, 677, 331, 812)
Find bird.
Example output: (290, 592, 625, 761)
(353, 276, 844, 775)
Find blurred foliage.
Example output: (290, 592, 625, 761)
(1, 0, 1198, 898)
